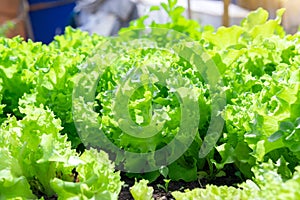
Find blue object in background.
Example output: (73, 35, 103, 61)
(28, 0, 75, 44)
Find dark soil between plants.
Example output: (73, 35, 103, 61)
(118, 172, 243, 200)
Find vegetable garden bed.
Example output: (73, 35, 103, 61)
(0, 0, 300, 199)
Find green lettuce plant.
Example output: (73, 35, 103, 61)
(0, 102, 122, 199)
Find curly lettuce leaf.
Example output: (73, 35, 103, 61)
(0, 99, 123, 198)
(130, 179, 154, 200)
(50, 149, 122, 200)
(173, 160, 300, 200)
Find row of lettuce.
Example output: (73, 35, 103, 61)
(0, 26, 125, 198)
(0, 0, 300, 199)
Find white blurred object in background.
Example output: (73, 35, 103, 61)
(189, 0, 249, 27)
(282, 0, 300, 34)
(132, 0, 249, 28)
(75, 0, 300, 35)
(75, 0, 137, 36)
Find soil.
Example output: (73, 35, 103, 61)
(118, 172, 243, 200)
(36, 167, 243, 200)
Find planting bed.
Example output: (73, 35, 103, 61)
(0, 0, 300, 199)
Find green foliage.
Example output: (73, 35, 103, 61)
(172, 161, 300, 199)
(0, 103, 122, 199)
(212, 8, 300, 179)
(0, 0, 300, 198)
(0, 28, 104, 148)
(0, 29, 120, 199)
(121, 0, 203, 40)
(157, 179, 171, 193)
(130, 179, 154, 200)
(106, 1, 300, 183)
(50, 149, 122, 200)
(93, 44, 207, 181)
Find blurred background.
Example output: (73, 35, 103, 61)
(0, 0, 299, 44)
